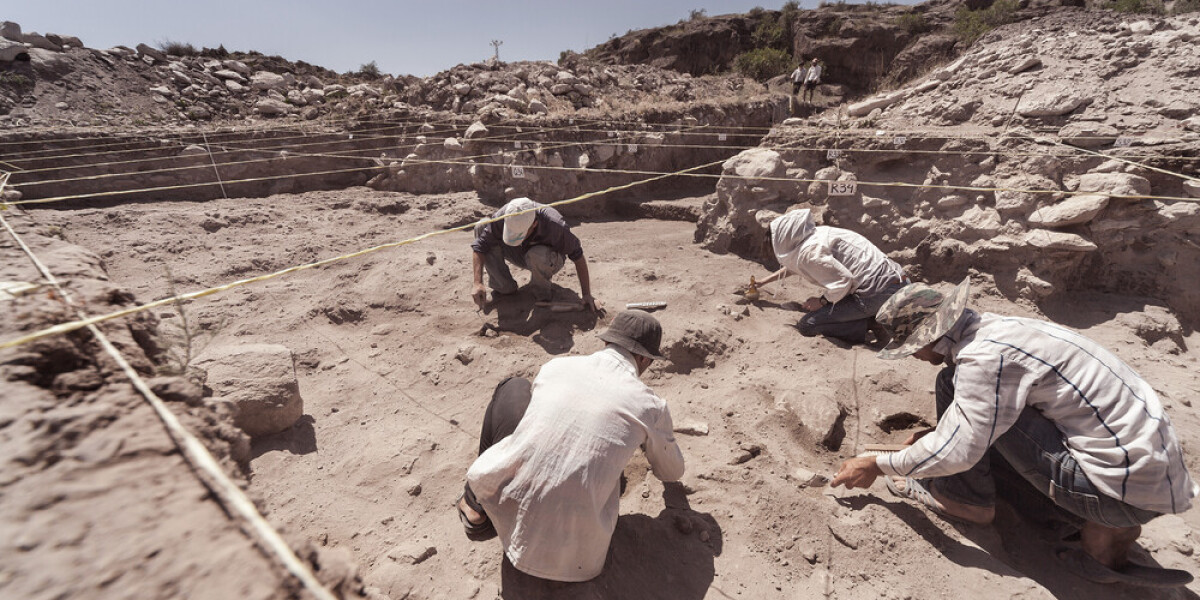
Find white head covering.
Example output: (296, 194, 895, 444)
(501, 197, 540, 246)
(770, 209, 816, 274)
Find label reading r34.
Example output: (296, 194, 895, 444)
(828, 181, 857, 196)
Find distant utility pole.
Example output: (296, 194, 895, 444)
(491, 39, 503, 61)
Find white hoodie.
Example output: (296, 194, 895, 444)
(770, 209, 904, 303)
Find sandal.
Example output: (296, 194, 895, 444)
(883, 477, 992, 525)
(1055, 546, 1194, 588)
(456, 494, 496, 541)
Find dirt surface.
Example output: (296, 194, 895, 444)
(23, 186, 1200, 599)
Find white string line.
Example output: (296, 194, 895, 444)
(0, 210, 338, 600)
(200, 131, 229, 200)
(0, 155, 729, 351)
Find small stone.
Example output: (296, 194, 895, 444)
(406, 483, 422, 496)
(387, 543, 437, 565)
(793, 467, 830, 488)
(674, 422, 710, 436)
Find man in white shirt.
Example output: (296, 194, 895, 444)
(457, 310, 686, 582)
(754, 208, 907, 345)
(802, 58, 821, 104)
(790, 62, 807, 98)
(831, 278, 1196, 587)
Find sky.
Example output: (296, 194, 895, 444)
(5, 0, 916, 78)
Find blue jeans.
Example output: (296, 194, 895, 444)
(926, 367, 1159, 529)
(798, 281, 904, 344)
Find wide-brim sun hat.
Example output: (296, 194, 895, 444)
(875, 276, 971, 360)
(598, 309, 665, 360)
(501, 197, 539, 246)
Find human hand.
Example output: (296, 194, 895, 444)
(830, 456, 882, 490)
(903, 427, 935, 446)
(801, 297, 824, 312)
(472, 283, 488, 310)
(583, 294, 604, 316)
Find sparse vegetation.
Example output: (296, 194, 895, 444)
(0, 71, 32, 88)
(733, 47, 792, 81)
(953, 0, 1019, 44)
(1171, 0, 1200, 12)
(158, 39, 199, 56)
(897, 10, 932, 35)
(689, 8, 707, 20)
(200, 44, 230, 58)
(156, 268, 223, 377)
(1107, 0, 1166, 12)
(358, 60, 382, 78)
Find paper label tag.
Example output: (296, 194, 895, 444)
(608, 130, 615, 138)
(1113, 137, 1134, 148)
(893, 136, 907, 146)
(827, 149, 842, 160)
(828, 180, 857, 196)
(718, 133, 728, 141)
(511, 166, 525, 178)
(628, 144, 637, 152)
(514, 141, 522, 149)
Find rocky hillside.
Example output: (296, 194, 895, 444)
(696, 10, 1200, 327)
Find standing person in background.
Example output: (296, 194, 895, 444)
(802, 57, 822, 104)
(752, 208, 907, 345)
(790, 61, 808, 99)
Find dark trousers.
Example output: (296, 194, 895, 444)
(798, 281, 904, 344)
(926, 367, 1159, 529)
(462, 377, 533, 515)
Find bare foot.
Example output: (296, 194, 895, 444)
(891, 477, 996, 525)
(1081, 521, 1140, 570)
(458, 497, 486, 526)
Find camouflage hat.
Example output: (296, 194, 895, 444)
(875, 277, 971, 360)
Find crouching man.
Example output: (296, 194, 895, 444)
(831, 278, 1196, 586)
(457, 310, 685, 581)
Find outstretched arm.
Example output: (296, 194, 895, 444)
(471, 251, 487, 310)
(573, 254, 602, 313)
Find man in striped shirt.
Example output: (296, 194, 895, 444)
(831, 278, 1196, 585)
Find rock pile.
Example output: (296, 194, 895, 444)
(697, 11, 1200, 325)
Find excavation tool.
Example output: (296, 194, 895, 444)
(535, 301, 585, 312)
(734, 276, 774, 302)
(625, 301, 667, 311)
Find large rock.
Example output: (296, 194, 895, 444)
(723, 148, 784, 179)
(195, 344, 304, 437)
(0, 21, 21, 40)
(775, 388, 846, 450)
(1077, 173, 1151, 198)
(1024, 230, 1097, 252)
(464, 121, 488, 139)
(254, 98, 292, 116)
(1018, 86, 1090, 117)
(847, 90, 908, 117)
(21, 31, 62, 52)
(135, 43, 167, 62)
(0, 39, 29, 62)
(1059, 122, 1120, 148)
(1185, 180, 1200, 199)
(251, 71, 289, 91)
(1028, 194, 1109, 228)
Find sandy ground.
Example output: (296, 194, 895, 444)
(29, 187, 1200, 599)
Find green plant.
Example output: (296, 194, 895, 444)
(1170, 0, 1200, 13)
(896, 10, 931, 34)
(733, 47, 792, 81)
(1107, 0, 1165, 12)
(156, 267, 223, 377)
(358, 60, 381, 78)
(158, 39, 198, 56)
(752, 12, 789, 50)
(953, 0, 1019, 44)
(689, 8, 707, 20)
(0, 71, 32, 87)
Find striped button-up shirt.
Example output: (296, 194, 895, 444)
(877, 312, 1195, 514)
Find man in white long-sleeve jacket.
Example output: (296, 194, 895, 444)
(831, 278, 1196, 587)
(458, 310, 685, 582)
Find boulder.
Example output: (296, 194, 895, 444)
(0, 21, 21, 40)
(1184, 180, 1200, 199)
(1024, 230, 1097, 252)
(251, 71, 288, 92)
(21, 32, 62, 52)
(348, 83, 381, 98)
(775, 388, 846, 450)
(222, 60, 252, 76)
(960, 205, 1003, 237)
(135, 43, 166, 62)
(212, 69, 247, 83)
(195, 344, 304, 437)
(0, 39, 29, 62)
(1018, 86, 1090, 117)
(225, 80, 246, 93)
(1028, 194, 1109, 227)
(723, 148, 784, 179)
(1059, 122, 1119, 148)
(528, 99, 548, 114)
(254, 98, 292, 116)
(847, 89, 908, 117)
(1077, 173, 1151, 198)
(464, 121, 488, 139)
(1009, 56, 1041, 74)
